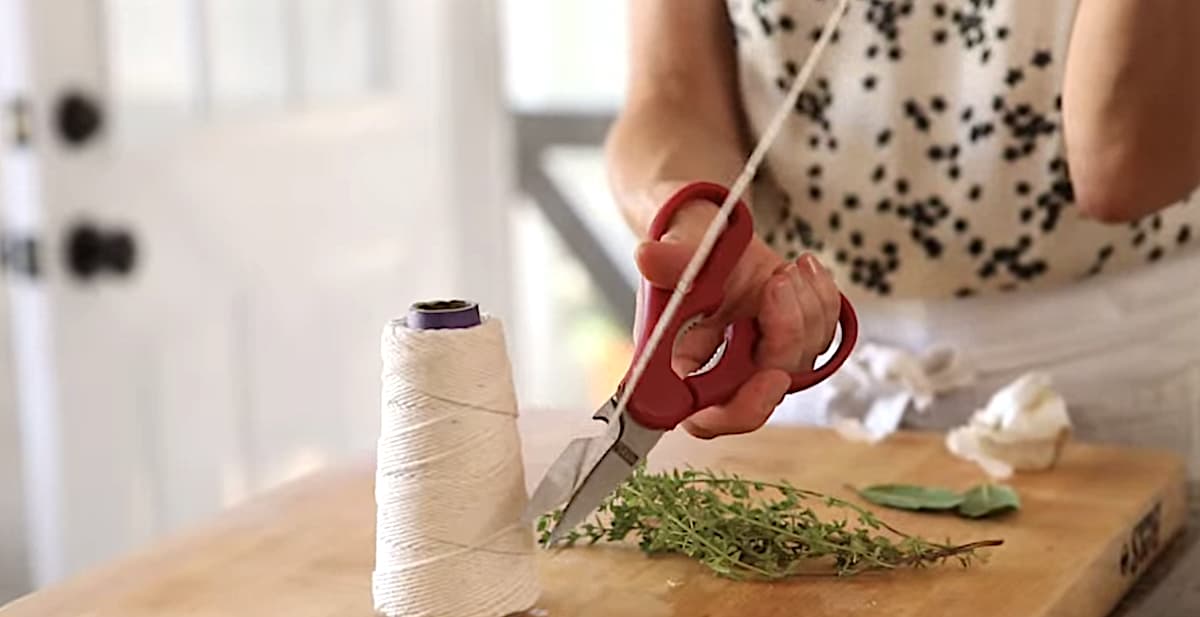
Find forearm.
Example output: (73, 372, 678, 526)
(1063, 0, 1200, 222)
(607, 0, 750, 238)
(605, 95, 749, 237)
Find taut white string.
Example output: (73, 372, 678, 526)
(613, 0, 852, 423)
(373, 316, 539, 617)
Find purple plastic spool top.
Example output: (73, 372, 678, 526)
(407, 299, 481, 330)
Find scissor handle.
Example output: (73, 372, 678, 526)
(689, 296, 859, 409)
(624, 182, 859, 431)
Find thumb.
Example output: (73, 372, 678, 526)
(634, 239, 695, 288)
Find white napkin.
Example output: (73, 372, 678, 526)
(945, 371, 1072, 478)
(826, 343, 976, 443)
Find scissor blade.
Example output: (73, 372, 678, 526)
(522, 398, 621, 524)
(546, 447, 637, 543)
(547, 413, 664, 544)
(522, 435, 609, 523)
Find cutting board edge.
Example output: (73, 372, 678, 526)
(1043, 462, 1189, 617)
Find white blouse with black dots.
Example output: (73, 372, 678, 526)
(726, 0, 1200, 300)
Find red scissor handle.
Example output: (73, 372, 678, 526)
(623, 181, 859, 431)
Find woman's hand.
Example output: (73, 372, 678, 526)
(608, 3, 840, 439)
(634, 198, 842, 439)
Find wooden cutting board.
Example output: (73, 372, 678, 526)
(524, 423, 1188, 617)
(0, 409, 1188, 617)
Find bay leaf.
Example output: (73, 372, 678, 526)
(856, 484, 964, 511)
(958, 484, 1021, 518)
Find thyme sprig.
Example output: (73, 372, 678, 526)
(536, 466, 1003, 580)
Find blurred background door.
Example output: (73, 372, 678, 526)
(502, 0, 635, 414)
(0, 207, 23, 601)
(0, 0, 511, 590)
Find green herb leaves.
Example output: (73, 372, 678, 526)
(536, 466, 1002, 580)
(958, 484, 1021, 518)
(856, 485, 964, 511)
(855, 482, 1021, 519)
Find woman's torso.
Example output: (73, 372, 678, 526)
(726, 0, 1200, 300)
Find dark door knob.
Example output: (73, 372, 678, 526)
(66, 222, 137, 280)
(107, 230, 135, 275)
(56, 90, 103, 146)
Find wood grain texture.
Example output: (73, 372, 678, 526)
(0, 407, 1187, 617)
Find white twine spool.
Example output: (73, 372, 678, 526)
(373, 312, 540, 617)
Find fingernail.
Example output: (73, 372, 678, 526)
(774, 268, 801, 311)
(802, 253, 825, 275)
(773, 371, 791, 406)
(786, 262, 803, 283)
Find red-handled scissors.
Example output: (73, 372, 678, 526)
(525, 181, 859, 542)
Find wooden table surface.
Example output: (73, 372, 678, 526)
(0, 407, 1190, 617)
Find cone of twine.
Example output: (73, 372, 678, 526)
(373, 300, 540, 617)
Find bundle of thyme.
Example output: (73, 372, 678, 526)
(536, 466, 1003, 580)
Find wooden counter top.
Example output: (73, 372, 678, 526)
(0, 407, 1188, 617)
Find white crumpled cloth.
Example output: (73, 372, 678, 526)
(772, 342, 976, 443)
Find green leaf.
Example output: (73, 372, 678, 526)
(856, 484, 965, 511)
(957, 484, 1021, 518)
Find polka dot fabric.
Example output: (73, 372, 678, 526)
(726, 0, 1200, 299)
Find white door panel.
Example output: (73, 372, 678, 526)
(3, 0, 510, 587)
(39, 108, 459, 578)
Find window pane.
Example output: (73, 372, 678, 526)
(105, 0, 198, 131)
(206, 0, 288, 113)
(297, 0, 372, 102)
(502, 0, 627, 110)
